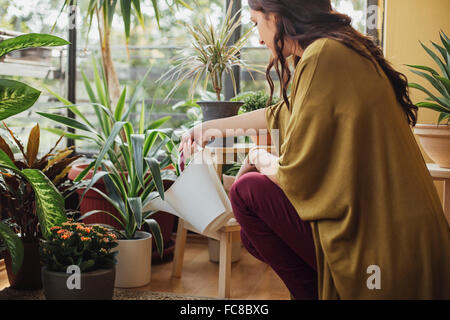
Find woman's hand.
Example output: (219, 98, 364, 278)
(177, 122, 214, 159)
(235, 154, 259, 180)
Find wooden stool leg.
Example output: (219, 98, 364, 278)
(218, 231, 232, 298)
(172, 219, 188, 278)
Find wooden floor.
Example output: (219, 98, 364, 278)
(0, 236, 290, 300)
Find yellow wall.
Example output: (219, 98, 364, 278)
(383, 0, 450, 201)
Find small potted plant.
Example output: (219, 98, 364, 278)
(231, 91, 280, 146)
(40, 221, 118, 300)
(158, 1, 263, 146)
(408, 31, 450, 168)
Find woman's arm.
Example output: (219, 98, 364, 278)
(203, 108, 267, 138)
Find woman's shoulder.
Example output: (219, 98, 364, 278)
(301, 37, 360, 64)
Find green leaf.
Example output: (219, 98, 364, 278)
(121, 0, 132, 43)
(21, 169, 66, 240)
(151, 0, 161, 29)
(128, 197, 142, 229)
(145, 116, 171, 131)
(36, 112, 97, 134)
(408, 83, 450, 108)
(43, 127, 96, 142)
(144, 218, 163, 258)
(131, 0, 145, 27)
(92, 121, 126, 176)
(0, 33, 69, 58)
(416, 102, 450, 113)
(0, 79, 41, 121)
(145, 157, 164, 200)
(131, 134, 145, 188)
(114, 87, 127, 121)
(409, 69, 449, 99)
(0, 148, 19, 170)
(0, 221, 24, 275)
(420, 41, 450, 78)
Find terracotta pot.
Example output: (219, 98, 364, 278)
(113, 231, 152, 288)
(414, 124, 450, 168)
(41, 266, 115, 300)
(5, 241, 42, 290)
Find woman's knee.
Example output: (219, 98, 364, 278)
(229, 171, 278, 215)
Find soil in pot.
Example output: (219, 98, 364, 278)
(5, 241, 42, 290)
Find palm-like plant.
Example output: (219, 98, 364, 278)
(407, 30, 450, 125)
(38, 88, 179, 257)
(158, 0, 263, 101)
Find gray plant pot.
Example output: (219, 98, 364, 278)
(197, 101, 244, 148)
(41, 266, 115, 300)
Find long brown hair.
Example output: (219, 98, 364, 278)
(248, 0, 417, 126)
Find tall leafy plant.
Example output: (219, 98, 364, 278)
(407, 31, 450, 124)
(38, 87, 180, 257)
(0, 33, 69, 274)
(158, 0, 263, 101)
(54, 0, 192, 106)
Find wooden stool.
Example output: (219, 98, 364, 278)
(171, 217, 241, 298)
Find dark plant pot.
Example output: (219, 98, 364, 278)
(5, 241, 42, 290)
(41, 266, 115, 300)
(197, 101, 244, 148)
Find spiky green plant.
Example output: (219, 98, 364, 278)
(158, 0, 263, 101)
(407, 31, 450, 125)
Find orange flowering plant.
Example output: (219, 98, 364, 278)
(39, 220, 118, 272)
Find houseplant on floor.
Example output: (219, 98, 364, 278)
(39, 100, 179, 287)
(231, 91, 280, 146)
(40, 220, 118, 300)
(408, 30, 450, 168)
(0, 124, 80, 289)
(0, 32, 71, 289)
(158, 1, 263, 147)
(43, 60, 178, 262)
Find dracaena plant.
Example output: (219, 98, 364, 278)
(158, 0, 263, 101)
(38, 89, 180, 257)
(0, 33, 69, 275)
(407, 30, 450, 125)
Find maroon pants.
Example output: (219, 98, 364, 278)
(229, 172, 318, 300)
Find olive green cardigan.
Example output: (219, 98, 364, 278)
(266, 37, 450, 299)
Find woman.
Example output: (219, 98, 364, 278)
(178, 0, 450, 300)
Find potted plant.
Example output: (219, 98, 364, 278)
(0, 32, 70, 289)
(39, 101, 179, 287)
(43, 60, 178, 261)
(158, 1, 262, 147)
(408, 31, 450, 168)
(231, 91, 280, 146)
(40, 220, 118, 300)
(0, 124, 79, 289)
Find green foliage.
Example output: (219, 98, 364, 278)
(0, 33, 68, 122)
(158, 1, 264, 101)
(39, 221, 118, 272)
(39, 70, 180, 257)
(407, 31, 450, 125)
(231, 91, 280, 114)
(0, 220, 23, 274)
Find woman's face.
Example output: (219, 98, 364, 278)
(250, 9, 302, 58)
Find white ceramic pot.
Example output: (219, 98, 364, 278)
(414, 124, 450, 168)
(113, 231, 152, 288)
